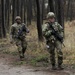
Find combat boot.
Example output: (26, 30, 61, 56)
(20, 55, 25, 61)
(51, 64, 57, 70)
(58, 65, 64, 70)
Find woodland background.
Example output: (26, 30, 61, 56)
(0, 0, 75, 72)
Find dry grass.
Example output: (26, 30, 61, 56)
(63, 20, 75, 65)
(26, 21, 48, 57)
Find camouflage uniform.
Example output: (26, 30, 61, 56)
(10, 17, 29, 59)
(42, 12, 64, 69)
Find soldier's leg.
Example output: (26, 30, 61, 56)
(22, 38, 27, 55)
(55, 41, 63, 69)
(16, 40, 24, 59)
(47, 41, 56, 69)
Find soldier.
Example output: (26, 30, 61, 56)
(10, 16, 29, 60)
(42, 12, 64, 70)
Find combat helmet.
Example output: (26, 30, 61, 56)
(15, 16, 21, 21)
(47, 12, 55, 19)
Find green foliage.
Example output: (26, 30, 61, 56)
(30, 55, 49, 66)
(2, 50, 10, 54)
(13, 61, 26, 66)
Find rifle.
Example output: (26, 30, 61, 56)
(47, 22, 65, 47)
(18, 25, 25, 37)
(17, 24, 29, 38)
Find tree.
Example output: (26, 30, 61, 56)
(24, 0, 26, 23)
(20, 0, 24, 22)
(36, 0, 43, 41)
(1, 0, 6, 38)
(6, 0, 10, 32)
(12, 0, 16, 24)
(48, 0, 55, 12)
(57, 0, 64, 27)
(27, 0, 32, 25)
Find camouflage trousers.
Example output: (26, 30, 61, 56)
(47, 40, 63, 66)
(15, 38, 27, 58)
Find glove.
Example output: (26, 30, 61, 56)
(51, 30, 57, 35)
(10, 41, 13, 44)
(45, 30, 52, 38)
(26, 29, 29, 33)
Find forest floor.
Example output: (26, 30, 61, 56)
(0, 21, 75, 75)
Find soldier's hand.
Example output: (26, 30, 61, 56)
(26, 29, 29, 33)
(10, 41, 13, 44)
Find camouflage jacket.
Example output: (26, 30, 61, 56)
(42, 22, 64, 41)
(10, 23, 29, 40)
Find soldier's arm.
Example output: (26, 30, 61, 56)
(25, 26, 29, 33)
(58, 23, 64, 38)
(22, 23, 29, 33)
(10, 26, 15, 43)
(10, 26, 16, 39)
(42, 24, 52, 38)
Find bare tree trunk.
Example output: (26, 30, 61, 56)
(57, 0, 64, 27)
(27, 0, 32, 25)
(24, 0, 26, 23)
(7, 0, 10, 32)
(16, 0, 20, 16)
(2, 0, 6, 38)
(69, 0, 73, 21)
(48, 0, 55, 12)
(0, 0, 3, 38)
(12, 0, 16, 24)
(33, 0, 37, 20)
(20, 0, 23, 22)
(36, 0, 43, 41)
(66, 0, 71, 21)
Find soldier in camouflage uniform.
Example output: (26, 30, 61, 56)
(10, 16, 29, 60)
(42, 12, 64, 70)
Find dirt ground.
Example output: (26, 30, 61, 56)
(0, 21, 75, 75)
(0, 53, 75, 75)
